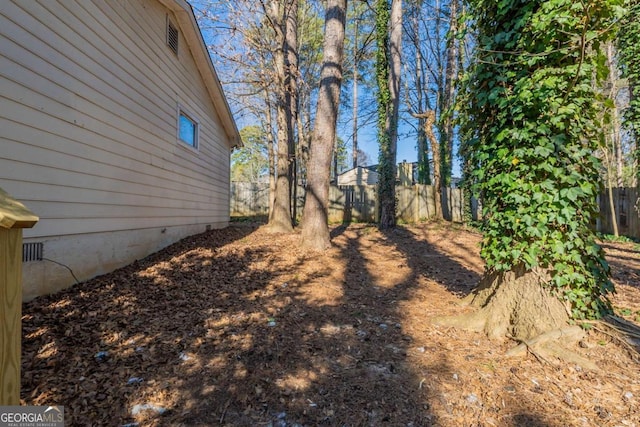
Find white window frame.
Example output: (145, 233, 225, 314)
(177, 105, 199, 149)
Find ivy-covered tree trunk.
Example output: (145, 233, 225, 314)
(300, 0, 347, 250)
(616, 1, 640, 183)
(449, 0, 622, 343)
(376, 0, 402, 229)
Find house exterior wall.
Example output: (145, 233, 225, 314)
(0, 0, 234, 300)
(337, 168, 379, 186)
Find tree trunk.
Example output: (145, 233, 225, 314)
(352, 18, 359, 169)
(270, 89, 294, 231)
(442, 266, 570, 341)
(440, 0, 458, 188)
(605, 161, 620, 237)
(300, 0, 347, 250)
(377, 0, 402, 230)
(414, 21, 429, 185)
(266, 0, 294, 233)
(425, 112, 442, 218)
(297, 92, 310, 184)
(414, 110, 442, 218)
(286, 0, 299, 224)
(389, 0, 402, 197)
(333, 139, 339, 182)
(264, 89, 277, 217)
(607, 180, 619, 237)
(603, 44, 620, 236)
(453, 0, 617, 351)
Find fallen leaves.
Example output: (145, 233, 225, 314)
(20, 222, 640, 426)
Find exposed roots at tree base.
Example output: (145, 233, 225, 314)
(584, 315, 640, 362)
(504, 326, 598, 371)
(432, 266, 600, 370)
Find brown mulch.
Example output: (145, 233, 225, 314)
(20, 221, 640, 426)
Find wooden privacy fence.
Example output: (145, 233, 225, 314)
(230, 182, 271, 216)
(598, 187, 640, 239)
(231, 183, 640, 238)
(230, 182, 474, 223)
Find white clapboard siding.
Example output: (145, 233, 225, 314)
(0, 121, 226, 197)
(1, 6, 229, 177)
(0, 91, 228, 187)
(0, 0, 234, 240)
(0, 180, 220, 211)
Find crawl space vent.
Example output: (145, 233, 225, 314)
(23, 242, 43, 262)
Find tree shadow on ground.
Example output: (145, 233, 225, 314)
(21, 222, 618, 426)
(377, 225, 481, 296)
(601, 242, 640, 292)
(376, 223, 564, 426)
(21, 224, 262, 425)
(23, 223, 438, 425)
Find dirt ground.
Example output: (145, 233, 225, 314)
(21, 221, 640, 426)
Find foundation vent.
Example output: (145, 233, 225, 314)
(23, 242, 43, 262)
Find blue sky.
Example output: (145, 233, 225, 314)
(191, 0, 461, 178)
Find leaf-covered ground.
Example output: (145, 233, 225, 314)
(21, 221, 640, 426)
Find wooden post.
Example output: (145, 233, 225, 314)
(0, 188, 38, 405)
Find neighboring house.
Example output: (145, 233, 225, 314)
(337, 166, 379, 186)
(360, 161, 462, 188)
(338, 162, 413, 186)
(0, 0, 241, 300)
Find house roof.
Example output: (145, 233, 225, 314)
(158, 0, 241, 148)
(338, 166, 379, 177)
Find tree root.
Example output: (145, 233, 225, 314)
(429, 267, 637, 370)
(504, 326, 599, 371)
(431, 310, 487, 334)
(583, 315, 640, 362)
(433, 267, 569, 341)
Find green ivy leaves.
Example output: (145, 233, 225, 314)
(616, 1, 640, 182)
(459, 0, 625, 319)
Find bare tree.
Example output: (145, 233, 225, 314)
(195, 0, 320, 227)
(439, 0, 459, 187)
(261, 0, 298, 232)
(346, 1, 377, 170)
(406, 0, 431, 184)
(286, 0, 300, 223)
(411, 110, 442, 217)
(301, 0, 348, 250)
(352, 16, 360, 168)
(403, 0, 462, 195)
